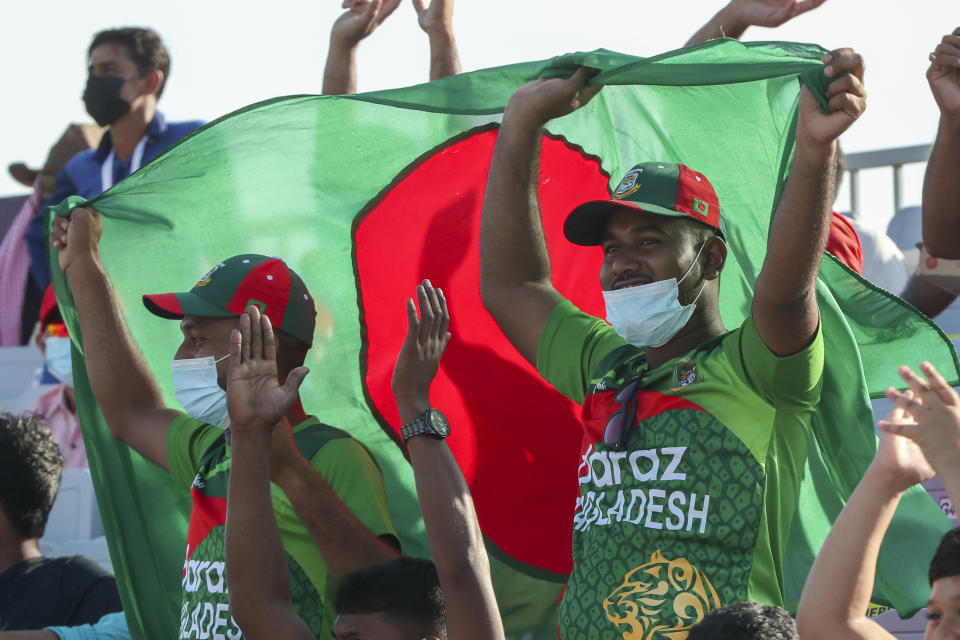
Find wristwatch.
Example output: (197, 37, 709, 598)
(401, 408, 450, 442)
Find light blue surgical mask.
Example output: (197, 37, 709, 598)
(602, 242, 708, 349)
(171, 354, 231, 430)
(44, 336, 74, 387)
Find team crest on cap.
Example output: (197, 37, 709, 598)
(194, 262, 226, 288)
(614, 169, 642, 200)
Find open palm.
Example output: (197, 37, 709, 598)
(731, 0, 827, 28)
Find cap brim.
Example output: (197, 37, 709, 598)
(8, 163, 38, 188)
(143, 292, 237, 320)
(563, 200, 689, 246)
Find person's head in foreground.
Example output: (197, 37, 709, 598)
(927, 527, 960, 638)
(0, 413, 64, 544)
(84, 27, 170, 127)
(332, 557, 446, 640)
(142, 254, 316, 430)
(686, 602, 797, 640)
(563, 161, 728, 348)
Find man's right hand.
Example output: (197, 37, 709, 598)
(330, 0, 401, 49)
(49, 206, 103, 276)
(503, 67, 602, 130)
(928, 28, 960, 119)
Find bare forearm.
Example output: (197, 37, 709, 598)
(64, 255, 167, 428)
(686, 4, 748, 46)
(797, 465, 900, 640)
(322, 42, 358, 95)
(274, 458, 398, 582)
(226, 432, 299, 637)
(899, 274, 957, 319)
(406, 435, 504, 640)
(753, 142, 833, 353)
(922, 116, 960, 257)
(428, 31, 460, 80)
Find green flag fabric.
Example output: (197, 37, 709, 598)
(48, 38, 956, 639)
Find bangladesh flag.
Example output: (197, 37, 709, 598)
(48, 39, 957, 640)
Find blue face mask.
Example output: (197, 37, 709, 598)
(602, 242, 708, 349)
(44, 337, 74, 387)
(171, 354, 231, 430)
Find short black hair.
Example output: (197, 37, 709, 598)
(334, 557, 446, 638)
(930, 528, 960, 585)
(687, 602, 798, 640)
(88, 27, 171, 98)
(0, 414, 64, 539)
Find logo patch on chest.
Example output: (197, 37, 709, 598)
(671, 358, 700, 391)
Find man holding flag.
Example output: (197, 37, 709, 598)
(479, 47, 866, 639)
(49, 211, 400, 639)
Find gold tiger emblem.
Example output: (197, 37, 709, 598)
(603, 549, 722, 640)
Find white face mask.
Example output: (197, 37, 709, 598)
(602, 242, 708, 349)
(171, 354, 231, 430)
(44, 336, 74, 387)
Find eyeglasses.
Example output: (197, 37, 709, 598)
(603, 374, 642, 451)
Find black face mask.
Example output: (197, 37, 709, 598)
(82, 74, 131, 126)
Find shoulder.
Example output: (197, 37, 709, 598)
(167, 119, 206, 136)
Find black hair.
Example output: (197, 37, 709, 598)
(88, 27, 171, 98)
(0, 414, 64, 539)
(687, 602, 798, 640)
(334, 557, 446, 639)
(930, 527, 960, 586)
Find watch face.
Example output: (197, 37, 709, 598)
(429, 410, 451, 437)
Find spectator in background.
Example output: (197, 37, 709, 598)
(0, 125, 103, 347)
(0, 414, 120, 629)
(24, 286, 86, 469)
(687, 602, 798, 640)
(24, 27, 204, 293)
(322, 0, 459, 95)
(225, 282, 504, 640)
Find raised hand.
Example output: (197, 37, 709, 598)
(728, 0, 828, 29)
(878, 362, 960, 474)
(928, 28, 960, 118)
(796, 48, 866, 150)
(504, 67, 603, 130)
(413, 0, 452, 37)
(226, 305, 309, 433)
(871, 392, 936, 493)
(330, 0, 402, 48)
(49, 206, 103, 274)
(391, 279, 451, 422)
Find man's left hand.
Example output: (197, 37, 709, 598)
(413, 0, 453, 37)
(796, 48, 866, 150)
(928, 28, 960, 118)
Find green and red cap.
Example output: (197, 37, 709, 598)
(564, 162, 723, 246)
(143, 254, 316, 346)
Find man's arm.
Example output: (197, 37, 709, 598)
(49, 208, 180, 470)
(321, 0, 401, 95)
(479, 68, 601, 364)
(796, 410, 933, 640)
(921, 28, 960, 258)
(899, 274, 957, 319)
(392, 281, 505, 640)
(686, 0, 828, 46)
(752, 49, 866, 355)
(413, 0, 460, 80)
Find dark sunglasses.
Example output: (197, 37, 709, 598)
(603, 374, 642, 451)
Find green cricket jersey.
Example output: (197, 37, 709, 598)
(538, 300, 823, 640)
(167, 415, 397, 640)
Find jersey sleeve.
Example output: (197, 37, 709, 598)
(307, 438, 398, 544)
(166, 415, 222, 490)
(46, 613, 130, 640)
(729, 314, 824, 411)
(536, 299, 627, 404)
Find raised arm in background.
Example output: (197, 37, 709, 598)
(322, 0, 401, 95)
(49, 208, 180, 470)
(920, 28, 960, 258)
(391, 280, 505, 640)
(686, 0, 828, 46)
(796, 401, 933, 640)
(479, 68, 601, 364)
(751, 48, 865, 355)
(413, 0, 460, 80)
(224, 306, 398, 640)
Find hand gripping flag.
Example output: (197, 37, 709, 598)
(47, 39, 958, 639)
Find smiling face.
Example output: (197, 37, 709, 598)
(926, 576, 960, 640)
(599, 207, 717, 303)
